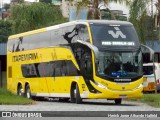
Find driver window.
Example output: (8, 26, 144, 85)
(76, 24, 90, 43)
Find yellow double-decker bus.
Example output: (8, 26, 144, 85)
(7, 20, 145, 104)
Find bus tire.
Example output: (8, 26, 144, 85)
(70, 85, 76, 103)
(17, 84, 23, 96)
(25, 84, 31, 99)
(76, 84, 82, 104)
(115, 99, 122, 105)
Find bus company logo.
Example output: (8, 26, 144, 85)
(1, 112, 42, 117)
(2, 112, 11, 117)
(108, 27, 126, 39)
(12, 53, 38, 62)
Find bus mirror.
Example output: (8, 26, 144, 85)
(141, 44, 154, 61)
(77, 40, 99, 61)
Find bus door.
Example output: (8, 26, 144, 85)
(80, 52, 93, 81)
(73, 43, 94, 92)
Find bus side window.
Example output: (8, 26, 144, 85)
(65, 60, 79, 76)
(62, 61, 67, 76)
(53, 61, 63, 77)
(77, 25, 90, 43)
(21, 64, 37, 77)
(29, 64, 37, 77)
(43, 63, 52, 77)
(37, 62, 53, 77)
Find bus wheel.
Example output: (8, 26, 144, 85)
(25, 84, 31, 99)
(17, 84, 23, 96)
(70, 85, 76, 103)
(75, 84, 82, 104)
(70, 84, 82, 104)
(115, 99, 122, 105)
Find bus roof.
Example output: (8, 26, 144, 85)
(84, 20, 132, 25)
(8, 20, 133, 40)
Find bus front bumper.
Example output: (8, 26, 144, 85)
(84, 81, 143, 99)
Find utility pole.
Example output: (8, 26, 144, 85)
(151, 0, 157, 94)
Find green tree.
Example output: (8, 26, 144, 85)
(0, 20, 12, 43)
(11, 0, 24, 3)
(70, 0, 130, 19)
(3, 4, 10, 11)
(18, 0, 24, 3)
(155, 0, 160, 40)
(129, 0, 159, 43)
(129, 0, 147, 43)
(10, 2, 67, 34)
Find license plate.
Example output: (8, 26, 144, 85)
(119, 95, 127, 98)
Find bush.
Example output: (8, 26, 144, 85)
(0, 88, 34, 105)
(0, 20, 12, 43)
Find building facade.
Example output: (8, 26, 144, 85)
(0, 43, 7, 88)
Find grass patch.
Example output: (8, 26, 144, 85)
(0, 88, 34, 105)
(126, 94, 160, 108)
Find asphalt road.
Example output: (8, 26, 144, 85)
(0, 98, 160, 111)
(0, 99, 160, 111)
(0, 99, 160, 120)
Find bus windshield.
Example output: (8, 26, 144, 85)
(90, 24, 140, 50)
(96, 50, 143, 80)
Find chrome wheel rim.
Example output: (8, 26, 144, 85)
(26, 89, 30, 98)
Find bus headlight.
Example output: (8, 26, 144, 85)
(95, 81, 107, 89)
(137, 84, 143, 89)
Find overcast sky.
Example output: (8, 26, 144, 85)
(109, 2, 129, 15)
